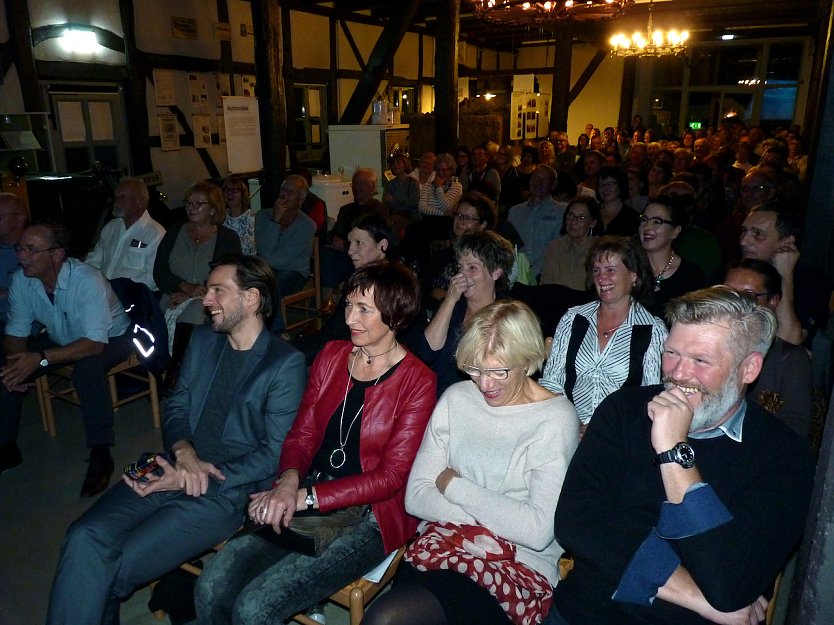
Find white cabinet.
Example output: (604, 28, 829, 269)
(328, 124, 409, 196)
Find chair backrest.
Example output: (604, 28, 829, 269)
(109, 278, 171, 373)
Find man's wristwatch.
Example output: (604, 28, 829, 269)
(304, 485, 317, 509)
(38, 350, 49, 367)
(653, 442, 696, 469)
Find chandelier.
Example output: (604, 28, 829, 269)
(609, 0, 688, 57)
(471, 0, 633, 25)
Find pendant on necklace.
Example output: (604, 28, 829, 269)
(329, 448, 347, 469)
(654, 282, 661, 292)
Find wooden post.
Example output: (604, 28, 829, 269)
(5, 0, 43, 111)
(550, 28, 573, 132)
(251, 0, 287, 204)
(618, 57, 637, 132)
(119, 0, 153, 175)
(435, 0, 461, 153)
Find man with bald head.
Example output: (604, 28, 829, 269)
(0, 193, 28, 331)
(85, 178, 165, 291)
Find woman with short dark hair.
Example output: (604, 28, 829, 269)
(196, 261, 437, 625)
(412, 231, 515, 397)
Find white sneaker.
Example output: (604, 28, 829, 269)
(306, 605, 326, 624)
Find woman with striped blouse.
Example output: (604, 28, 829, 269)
(540, 236, 667, 436)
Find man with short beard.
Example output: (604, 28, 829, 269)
(47, 255, 306, 625)
(548, 286, 815, 625)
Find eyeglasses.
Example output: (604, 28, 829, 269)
(454, 212, 481, 223)
(742, 289, 769, 299)
(638, 215, 677, 228)
(565, 213, 589, 223)
(461, 364, 512, 380)
(14, 245, 59, 256)
(186, 199, 210, 209)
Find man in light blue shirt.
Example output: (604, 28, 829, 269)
(0, 221, 133, 496)
(508, 165, 565, 279)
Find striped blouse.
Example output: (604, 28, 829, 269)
(540, 300, 667, 424)
(418, 177, 463, 217)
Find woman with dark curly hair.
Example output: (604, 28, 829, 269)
(540, 236, 667, 434)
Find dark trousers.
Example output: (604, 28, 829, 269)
(46, 481, 244, 625)
(0, 333, 134, 448)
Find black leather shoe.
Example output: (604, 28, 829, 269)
(80, 454, 114, 497)
(0, 445, 22, 475)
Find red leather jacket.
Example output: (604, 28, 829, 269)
(278, 341, 437, 553)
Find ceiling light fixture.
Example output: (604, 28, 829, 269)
(472, 0, 632, 24)
(609, 0, 688, 58)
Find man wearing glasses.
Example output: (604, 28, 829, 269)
(724, 259, 813, 440)
(0, 221, 133, 496)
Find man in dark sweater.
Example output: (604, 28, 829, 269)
(549, 286, 815, 625)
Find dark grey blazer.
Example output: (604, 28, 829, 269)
(162, 325, 306, 504)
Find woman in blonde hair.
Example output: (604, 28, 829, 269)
(364, 300, 579, 625)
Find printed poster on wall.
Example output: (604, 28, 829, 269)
(188, 73, 209, 107)
(153, 69, 176, 107)
(222, 97, 262, 173)
(214, 73, 231, 108)
(192, 115, 212, 148)
(158, 114, 180, 151)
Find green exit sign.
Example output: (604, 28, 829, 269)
(689, 122, 702, 130)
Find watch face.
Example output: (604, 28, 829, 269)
(675, 443, 696, 468)
(39, 358, 49, 367)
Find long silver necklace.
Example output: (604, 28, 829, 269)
(330, 350, 387, 469)
(653, 252, 675, 292)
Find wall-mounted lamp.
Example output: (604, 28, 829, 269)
(60, 28, 99, 54)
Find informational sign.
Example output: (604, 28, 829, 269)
(215, 22, 231, 41)
(171, 16, 198, 40)
(222, 97, 262, 173)
(158, 114, 180, 151)
(153, 69, 176, 107)
(188, 73, 208, 107)
(192, 115, 212, 148)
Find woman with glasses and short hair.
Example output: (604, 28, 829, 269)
(637, 194, 706, 319)
(541, 197, 600, 291)
(411, 230, 515, 397)
(363, 300, 579, 625)
(154, 181, 241, 384)
(540, 236, 667, 436)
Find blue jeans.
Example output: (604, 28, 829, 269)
(195, 515, 385, 625)
(46, 481, 244, 625)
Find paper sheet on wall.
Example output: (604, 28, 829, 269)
(222, 97, 262, 173)
(159, 114, 180, 151)
(153, 70, 176, 107)
(192, 115, 212, 148)
(214, 73, 231, 108)
(189, 73, 209, 107)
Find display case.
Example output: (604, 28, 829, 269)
(0, 112, 53, 176)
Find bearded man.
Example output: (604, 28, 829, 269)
(547, 286, 815, 625)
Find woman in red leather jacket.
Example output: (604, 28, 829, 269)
(195, 261, 437, 625)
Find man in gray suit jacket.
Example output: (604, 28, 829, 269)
(46, 255, 306, 625)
